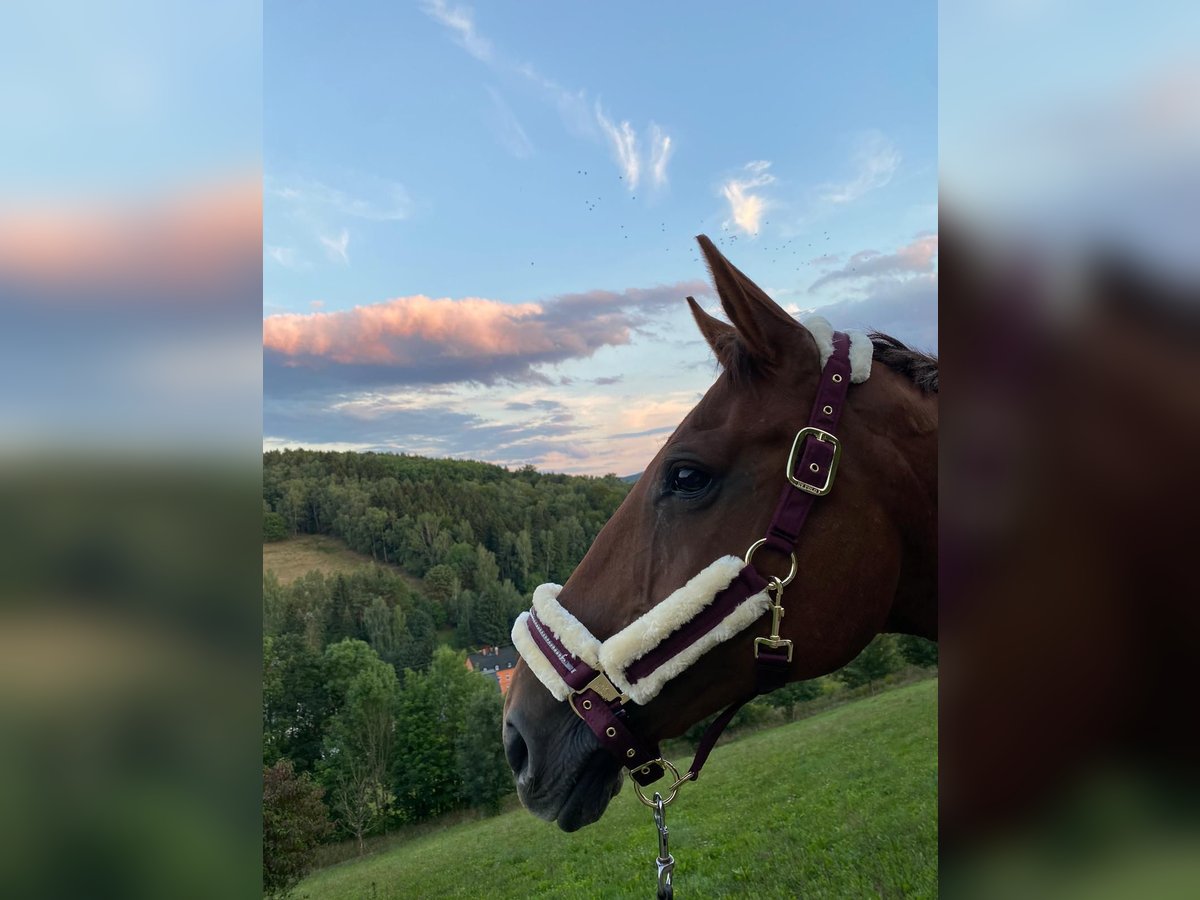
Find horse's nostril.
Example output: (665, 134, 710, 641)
(504, 718, 529, 777)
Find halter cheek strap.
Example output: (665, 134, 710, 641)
(512, 329, 857, 790)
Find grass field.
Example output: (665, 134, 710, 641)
(263, 534, 418, 587)
(297, 679, 937, 899)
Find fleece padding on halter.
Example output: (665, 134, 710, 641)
(800, 315, 872, 384)
(512, 556, 771, 706)
(598, 556, 770, 704)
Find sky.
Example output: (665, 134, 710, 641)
(264, 1, 938, 475)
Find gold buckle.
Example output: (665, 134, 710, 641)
(786, 427, 841, 496)
(583, 673, 625, 703)
(568, 673, 628, 721)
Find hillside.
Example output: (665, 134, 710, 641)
(298, 679, 938, 900)
(263, 533, 411, 585)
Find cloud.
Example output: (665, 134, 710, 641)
(798, 234, 939, 351)
(594, 106, 676, 192)
(649, 123, 673, 188)
(820, 131, 901, 204)
(809, 234, 938, 291)
(264, 381, 705, 476)
(485, 85, 533, 158)
(805, 274, 938, 352)
(419, 0, 492, 62)
(596, 102, 641, 188)
(263, 279, 710, 392)
(420, 0, 671, 189)
(721, 161, 775, 235)
(266, 245, 301, 269)
(269, 173, 410, 222)
(319, 229, 349, 264)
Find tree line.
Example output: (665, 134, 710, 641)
(263, 449, 631, 594)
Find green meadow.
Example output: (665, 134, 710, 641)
(298, 679, 937, 899)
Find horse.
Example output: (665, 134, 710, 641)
(503, 234, 937, 833)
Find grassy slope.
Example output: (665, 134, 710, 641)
(263, 534, 420, 589)
(299, 679, 937, 900)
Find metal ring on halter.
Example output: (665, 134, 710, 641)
(744, 537, 797, 587)
(632, 758, 686, 808)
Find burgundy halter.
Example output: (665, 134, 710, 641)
(515, 331, 854, 801)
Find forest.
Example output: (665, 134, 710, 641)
(262, 449, 635, 882)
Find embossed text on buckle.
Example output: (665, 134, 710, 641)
(786, 426, 842, 496)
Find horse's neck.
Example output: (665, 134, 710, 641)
(881, 390, 938, 641)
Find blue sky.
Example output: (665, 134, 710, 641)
(264, 1, 938, 474)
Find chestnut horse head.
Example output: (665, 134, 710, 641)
(503, 235, 937, 831)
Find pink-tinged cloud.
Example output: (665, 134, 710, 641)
(0, 176, 261, 310)
(263, 280, 710, 391)
(265, 296, 546, 365)
(809, 234, 938, 292)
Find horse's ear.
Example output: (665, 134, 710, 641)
(695, 234, 802, 362)
(686, 296, 739, 368)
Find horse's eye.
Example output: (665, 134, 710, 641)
(670, 466, 712, 496)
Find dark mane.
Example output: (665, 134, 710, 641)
(868, 332, 938, 393)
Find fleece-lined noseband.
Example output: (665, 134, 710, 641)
(512, 322, 866, 797)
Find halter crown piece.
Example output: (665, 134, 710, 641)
(512, 322, 867, 799)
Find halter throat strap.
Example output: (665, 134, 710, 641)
(512, 332, 855, 787)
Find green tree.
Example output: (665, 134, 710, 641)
(474, 543, 500, 591)
(456, 687, 512, 815)
(470, 586, 507, 648)
(513, 528, 534, 592)
(394, 647, 478, 819)
(263, 511, 288, 543)
(763, 679, 824, 720)
(320, 643, 400, 852)
(446, 541, 479, 589)
(897, 634, 938, 668)
(263, 634, 332, 772)
(263, 759, 332, 899)
(836, 635, 900, 694)
(423, 564, 460, 608)
(363, 596, 399, 662)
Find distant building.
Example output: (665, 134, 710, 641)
(465, 645, 519, 695)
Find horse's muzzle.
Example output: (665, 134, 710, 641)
(504, 709, 623, 831)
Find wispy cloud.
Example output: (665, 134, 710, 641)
(266, 245, 302, 269)
(419, 0, 492, 62)
(721, 161, 775, 235)
(269, 174, 410, 222)
(319, 229, 349, 264)
(594, 105, 678, 191)
(649, 123, 673, 188)
(820, 131, 901, 204)
(809, 233, 937, 291)
(263, 279, 710, 392)
(596, 102, 641, 187)
(485, 85, 533, 158)
(420, 0, 673, 189)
